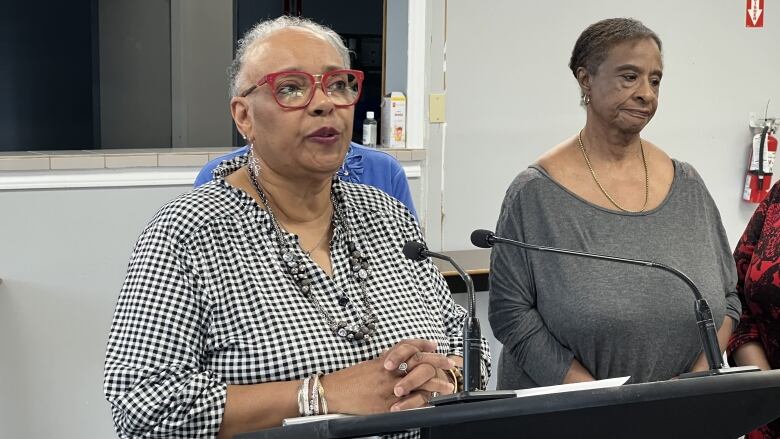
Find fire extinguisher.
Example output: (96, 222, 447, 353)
(743, 125, 778, 203)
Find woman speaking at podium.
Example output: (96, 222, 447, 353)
(103, 16, 487, 439)
(489, 18, 740, 390)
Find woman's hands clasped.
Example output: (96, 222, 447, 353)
(320, 339, 458, 415)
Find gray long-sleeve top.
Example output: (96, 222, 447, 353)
(489, 160, 740, 389)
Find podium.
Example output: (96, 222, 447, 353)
(237, 370, 780, 439)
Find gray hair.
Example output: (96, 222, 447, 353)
(569, 18, 662, 79)
(228, 16, 351, 97)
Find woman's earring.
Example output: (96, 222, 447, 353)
(249, 145, 260, 171)
(582, 94, 591, 106)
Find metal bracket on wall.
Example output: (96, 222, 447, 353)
(749, 112, 780, 134)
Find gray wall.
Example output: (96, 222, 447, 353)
(385, 0, 409, 94)
(442, 1, 777, 250)
(100, 0, 235, 149)
(0, 185, 190, 438)
(99, 0, 172, 148)
(171, 0, 234, 148)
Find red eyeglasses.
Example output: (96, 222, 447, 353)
(239, 69, 364, 109)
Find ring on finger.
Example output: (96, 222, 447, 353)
(397, 361, 409, 375)
(428, 391, 440, 404)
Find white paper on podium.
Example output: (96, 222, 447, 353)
(282, 413, 351, 426)
(514, 376, 630, 398)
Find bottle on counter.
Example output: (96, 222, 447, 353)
(362, 111, 377, 147)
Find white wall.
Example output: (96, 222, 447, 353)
(442, 1, 777, 250)
(0, 185, 190, 438)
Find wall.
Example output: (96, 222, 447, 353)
(99, 0, 172, 148)
(0, 185, 189, 438)
(384, 0, 408, 94)
(442, 1, 778, 250)
(170, 0, 234, 148)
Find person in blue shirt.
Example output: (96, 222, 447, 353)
(195, 142, 418, 219)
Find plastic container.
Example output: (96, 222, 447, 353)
(362, 111, 377, 147)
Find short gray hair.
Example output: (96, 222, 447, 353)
(228, 16, 351, 97)
(569, 18, 662, 78)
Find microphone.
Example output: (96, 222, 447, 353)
(471, 229, 758, 378)
(402, 241, 516, 404)
(403, 241, 479, 390)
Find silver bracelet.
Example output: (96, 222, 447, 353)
(310, 373, 320, 416)
(301, 375, 312, 416)
(297, 381, 306, 416)
(317, 374, 328, 415)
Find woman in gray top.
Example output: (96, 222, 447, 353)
(489, 18, 740, 389)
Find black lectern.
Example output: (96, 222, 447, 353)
(236, 370, 780, 439)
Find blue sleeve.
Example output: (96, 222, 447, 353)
(390, 166, 418, 220)
(193, 162, 219, 188)
(193, 147, 248, 188)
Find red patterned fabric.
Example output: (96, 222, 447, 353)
(728, 182, 780, 439)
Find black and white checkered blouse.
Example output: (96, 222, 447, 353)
(104, 156, 490, 438)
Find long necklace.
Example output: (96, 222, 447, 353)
(247, 152, 378, 342)
(577, 129, 649, 213)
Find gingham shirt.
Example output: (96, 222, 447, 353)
(104, 156, 489, 438)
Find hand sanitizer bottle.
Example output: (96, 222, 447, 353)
(362, 111, 377, 147)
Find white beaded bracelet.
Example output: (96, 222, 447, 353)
(301, 375, 312, 416)
(310, 373, 320, 415)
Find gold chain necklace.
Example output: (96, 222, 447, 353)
(577, 129, 649, 213)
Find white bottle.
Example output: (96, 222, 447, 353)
(362, 111, 377, 147)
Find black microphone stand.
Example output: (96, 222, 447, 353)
(471, 229, 759, 378)
(403, 241, 516, 404)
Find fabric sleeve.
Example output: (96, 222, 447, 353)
(194, 161, 218, 188)
(707, 195, 742, 325)
(104, 224, 226, 438)
(686, 163, 741, 324)
(488, 186, 574, 386)
(390, 166, 418, 220)
(726, 183, 780, 361)
(194, 147, 248, 188)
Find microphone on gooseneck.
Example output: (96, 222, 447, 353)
(403, 241, 530, 404)
(471, 229, 760, 378)
(402, 241, 480, 391)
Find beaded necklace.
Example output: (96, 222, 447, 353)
(247, 152, 378, 342)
